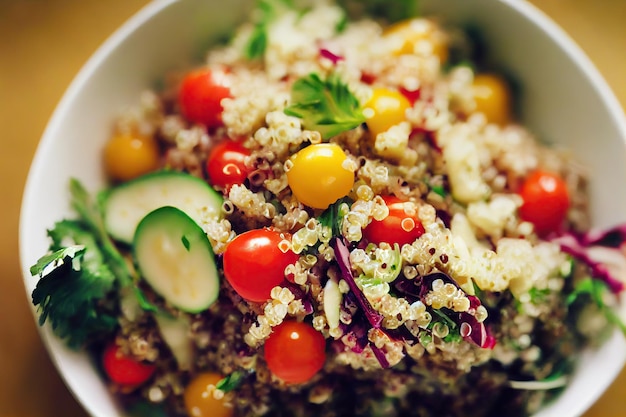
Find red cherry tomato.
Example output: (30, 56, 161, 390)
(102, 343, 156, 386)
(519, 170, 570, 235)
(178, 68, 231, 128)
(363, 196, 425, 246)
(264, 321, 326, 384)
(206, 140, 251, 191)
(223, 229, 299, 302)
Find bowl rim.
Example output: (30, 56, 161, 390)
(18, 0, 626, 416)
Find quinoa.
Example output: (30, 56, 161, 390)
(39, 2, 626, 417)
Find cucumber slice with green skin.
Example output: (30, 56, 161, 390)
(134, 206, 220, 313)
(103, 170, 223, 244)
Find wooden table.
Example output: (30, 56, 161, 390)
(0, 1, 624, 416)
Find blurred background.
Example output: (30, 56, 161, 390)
(0, 0, 625, 416)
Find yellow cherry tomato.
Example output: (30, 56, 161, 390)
(363, 88, 412, 139)
(184, 372, 233, 417)
(472, 74, 512, 126)
(384, 18, 448, 64)
(103, 132, 160, 181)
(286, 143, 354, 209)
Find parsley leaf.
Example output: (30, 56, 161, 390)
(568, 278, 626, 336)
(245, 0, 294, 59)
(216, 370, 247, 392)
(284, 72, 366, 139)
(318, 197, 351, 238)
(30, 179, 138, 348)
(31, 237, 118, 349)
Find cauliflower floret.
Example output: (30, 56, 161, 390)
(439, 124, 490, 203)
(467, 194, 522, 239)
(373, 121, 418, 165)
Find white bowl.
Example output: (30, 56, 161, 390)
(19, 0, 626, 416)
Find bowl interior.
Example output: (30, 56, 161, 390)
(19, 0, 626, 416)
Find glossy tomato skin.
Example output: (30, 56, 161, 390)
(178, 68, 231, 128)
(184, 372, 233, 417)
(223, 229, 299, 302)
(102, 343, 156, 386)
(363, 196, 425, 246)
(519, 170, 570, 236)
(206, 140, 251, 191)
(264, 321, 326, 384)
(286, 143, 354, 210)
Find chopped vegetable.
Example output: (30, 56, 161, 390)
(103, 170, 223, 243)
(331, 237, 384, 328)
(153, 312, 194, 370)
(103, 132, 160, 182)
(206, 140, 251, 191)
(178, 67, 231, 128)
(244, 0, 294, 59)
(567, 278, 626, 335)
(30, 179, 135, 348)
(184, 372, 234, 417)
(134, 206, 220, 313)
(102, 342, 156, 386)
(519, 170, 570, 236)
(264, 320, 326, 384)
(216, 370, 248, 392)
(363, 196, 425, 246)
(363, 87, 411, 139)
(286, 143, 355, 209)
(223, 228, 299, 302)
(472, 73, 512, 125)
(284, 73, 366, 139)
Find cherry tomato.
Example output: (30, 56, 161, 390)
(264, 321, 326, 384)
(384, 18, 448, 64)
(363, 196, 425, 246)
(286, 143, 354, 209)
(364, 88, 412, 139)
(102, 343, 156, 386)
(103, 133, 160, 182)
(178, 68, 231, 128)
(519, 170, 570, 236)
(223, 229, 299, 302)
(206, 140, 251, 191)
(184, 372, 233, 417)
(472, 74, 512, 126)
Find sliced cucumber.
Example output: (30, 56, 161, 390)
(153, 312, 193, 370)
(134, 206, 220, 313)
(103, 170, 223, 243)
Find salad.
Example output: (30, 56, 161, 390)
(29, 1, 626, 416)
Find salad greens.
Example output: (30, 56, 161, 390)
(244, 0, 295, 59)
(284, 73, 366, 139)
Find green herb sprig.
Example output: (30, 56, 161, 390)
(567, 277, 626, 336)
(30, 179, 152, 348)
(284, 72, 365, 139)
(245, 0, 294, 59)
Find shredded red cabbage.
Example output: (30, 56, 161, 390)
(331, 237, 383, 328)
(319, 48, 344, 65)
(552, 230, 626, 294)
(395, 272, 495, 349)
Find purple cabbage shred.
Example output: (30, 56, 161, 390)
(552, 228, 626, 294)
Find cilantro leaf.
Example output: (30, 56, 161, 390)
(244, 0, 294, 59)
(284, 73, 366, 139)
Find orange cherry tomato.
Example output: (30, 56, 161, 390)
(103, 133, 160, 182)
(472, 74, 512, 126)
(519, 170, 570, 235)
(363, 195, 425, 246)
(102, 343, 155, 387)
(264, 321, 326, 384)
(223, 229, 299, 302)
(364, 88, 412, 138)
(178, 68, 231, 128)
(184, 372, 233, 417)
